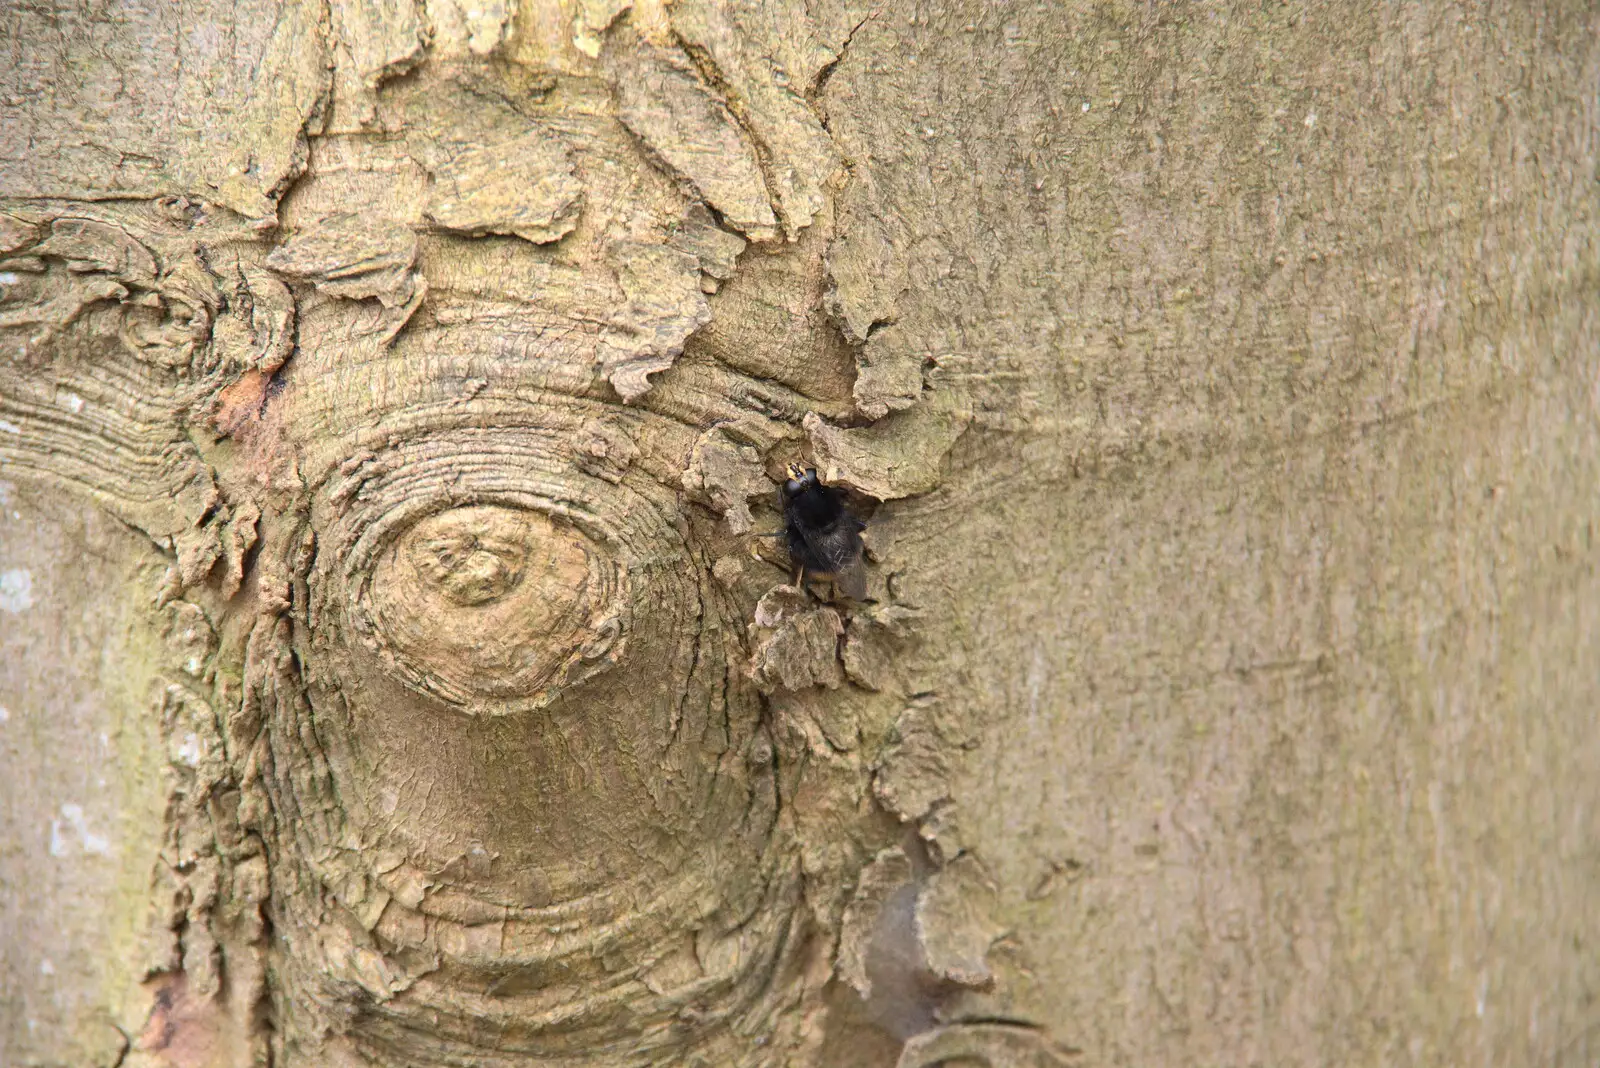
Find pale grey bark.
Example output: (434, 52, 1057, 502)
(2, 2, 1598, 1067)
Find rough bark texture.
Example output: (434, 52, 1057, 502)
(2, 2, 1598, 1066)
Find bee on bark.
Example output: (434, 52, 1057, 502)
(780, 463, 868, 601)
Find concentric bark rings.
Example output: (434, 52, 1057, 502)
(310, 424, 695, 717)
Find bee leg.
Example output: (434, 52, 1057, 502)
(795, 566, 826, 601)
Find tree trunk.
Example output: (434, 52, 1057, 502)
(3, 2, 1597, 1066)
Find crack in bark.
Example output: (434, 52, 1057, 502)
(810, 11, 878, 109)
(668, 29, 795, 238)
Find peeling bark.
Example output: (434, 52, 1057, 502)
(4, 3, 1599, 1068)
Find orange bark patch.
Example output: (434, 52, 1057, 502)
(137, 973, 240, 1068)
(211, 370, 272, 438)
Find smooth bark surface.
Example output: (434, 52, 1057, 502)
(2, 2, 1597, 1066)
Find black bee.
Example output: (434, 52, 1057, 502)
(780, 463, 868, 601)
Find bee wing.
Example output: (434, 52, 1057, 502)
(790, 518, 849, 569)
(832, 556, 868, 600)
(795, 519, 868, 599)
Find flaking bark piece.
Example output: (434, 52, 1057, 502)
(210, 262, 295, 374)
(803, 399, 971, 501)
(875, 698, 971, 863)
(748, 587, 845, 692)
(837, 846, 914, 999)
(404, 80, 584, 245)
(913, 854, 1001, 991)
(0, 213, 38, 253)
(843, 603, 920, 691)
(612, 39, 780, 243)
(326, 0, 425, 125)
(0, 0, 326, 217)
(571, 0, 632, 58)
(265, 214, 420, 307)
(853, 321, 925, 419)
(680, 427, 768, 533)
(600, 244, 711, 402)
(873, 702, 952, 825)
(33, 218, 158, 285)
(667, 0, 844, 237)
(668, 203, 747, 283)
(574, 419, 640, 484)
(428, 0, 513, 56)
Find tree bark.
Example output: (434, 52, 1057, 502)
(3, 2, 1598, 1066)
